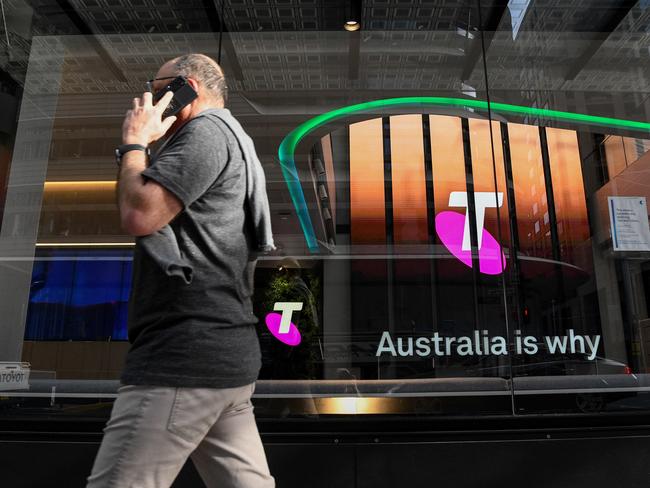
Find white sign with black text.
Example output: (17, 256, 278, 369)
(608, 196, 650, 251)
(0, 362, 30, 391)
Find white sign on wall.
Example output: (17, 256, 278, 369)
(0, 362, 30, 391)
(608, 196, 650, 252)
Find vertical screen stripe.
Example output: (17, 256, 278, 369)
(389, 114, 428, 244)
(468, 119, 511, 245)
(422, 115, 436, 244)
(545, 127, 590, 265)
(349, 118, 386, 245)
(321, 134, 336, 229)
(507, 122, 553, 258)
(429, 115, 466, 214)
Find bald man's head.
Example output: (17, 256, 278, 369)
(165, 54, 228, 105)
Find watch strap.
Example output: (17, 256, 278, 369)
(115, 144, 149, 166)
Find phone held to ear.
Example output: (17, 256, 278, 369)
(153, 76, 198, 118)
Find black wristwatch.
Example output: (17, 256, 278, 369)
(115, 144, 150, 166)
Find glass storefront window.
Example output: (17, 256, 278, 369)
(1, 1, 650, 419)
(484, 0, 650, 413)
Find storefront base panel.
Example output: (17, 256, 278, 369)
(1, 417, 649, 487)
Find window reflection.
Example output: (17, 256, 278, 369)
(1, 0, 650, 419)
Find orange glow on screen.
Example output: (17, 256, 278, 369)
(429, 115, 466, 215)
(507, 123, 553, 258)
(469, 119, 510, 246)
(349, 118, 386, 244)
(545, 128, 590, 265)
(603, 136, 627, 180)
(390, 114, 428, 244)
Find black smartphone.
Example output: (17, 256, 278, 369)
(152, 76, 198, 118)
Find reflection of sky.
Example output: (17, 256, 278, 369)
(508, 0, 532, 40)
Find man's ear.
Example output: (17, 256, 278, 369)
(186, 77, 200, 94)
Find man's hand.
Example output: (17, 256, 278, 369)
(122, 91, 177, 145)
(118, 90, 183, 236)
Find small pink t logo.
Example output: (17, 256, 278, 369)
(265, 302, 302, 346)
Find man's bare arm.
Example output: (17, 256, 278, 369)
(117, 91, 183, 236)
(117, 151, 183, 236)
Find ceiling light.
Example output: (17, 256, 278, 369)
(344, 20, 360, 32)
(345, 0, 362, 32)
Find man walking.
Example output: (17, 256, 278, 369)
(87, 54, 275, 488)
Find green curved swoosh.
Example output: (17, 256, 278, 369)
(277, 96, 650, 253)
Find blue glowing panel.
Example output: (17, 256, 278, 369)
(25, 250, 133, 341)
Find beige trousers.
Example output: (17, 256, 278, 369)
(87, 383, 275, 488)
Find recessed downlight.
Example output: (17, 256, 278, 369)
(344, 20, 360, 31)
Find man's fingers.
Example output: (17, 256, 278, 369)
(142, 91, 153, 107)
(155, 91, 175, 113)
(132, 98, 140, 110)
(161, 115, 177, 133)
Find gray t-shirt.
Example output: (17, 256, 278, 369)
(121, 109, 262, 389)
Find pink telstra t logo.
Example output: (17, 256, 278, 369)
(265, 302, 302, 346)
(435, 191, 506, 275)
